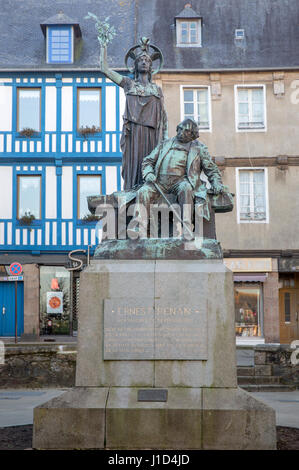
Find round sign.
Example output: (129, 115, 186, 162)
(49, 296, 61, 310)
(9, 262, 23, 276)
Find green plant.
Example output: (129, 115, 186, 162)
(18, 127, 39, 138)
(84, 13, 116, 47)
(81, 213, 100, 222)
(78, 125, 101, 139)
(18, 211, 36, 225)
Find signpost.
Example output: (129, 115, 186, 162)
(9, 263, 23, 344)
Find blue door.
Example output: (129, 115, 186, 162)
(0, 282, 24, 336)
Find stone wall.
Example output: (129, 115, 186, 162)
(1, 343, 298, 389)
(254, 345, 299, 387)
(0, 345, 76, 388)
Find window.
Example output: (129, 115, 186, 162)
(284, 293, 291, 323)
(181, 87, 211, 130)
(237, 169, 268, 223)
(235, 285, 263, 338)
(176, 19, 201, 47)
(47, 26, 73, 64)
(17, 88, 41, 132)
(78, 175, 102, 219)
(235, 29, 245, 39)
(17, 175, 41, 219)
(235, 85, 266, 131)
(77, 88, 101, 131)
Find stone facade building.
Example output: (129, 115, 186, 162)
(141, 0, 299, 345)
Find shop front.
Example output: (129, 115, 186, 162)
(224, 258, 278, 345)
(39, 266, 76, 336)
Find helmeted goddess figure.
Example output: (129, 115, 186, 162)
(100, 37, 168, 190)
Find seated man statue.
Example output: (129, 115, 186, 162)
(135, 118, 225, 237)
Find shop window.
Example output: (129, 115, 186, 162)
(47, 26, 73, 64)
(78, 175, 102, 219)
(17, 88, 41, 132)
(40, 266, 71, 335)
(181, 87, 211, 130)
(77, 88, 101, 131)
(235, 85, 266, 131)
(237, 168, 268, 222)
(17, 175, 41, 219)
(234, 285, 263, 337)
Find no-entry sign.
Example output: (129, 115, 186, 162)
(9, 262, 23, 276)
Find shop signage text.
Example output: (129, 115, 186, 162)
(224, 258, 272, 272)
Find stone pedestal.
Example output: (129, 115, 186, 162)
(33, 259, 276, 450)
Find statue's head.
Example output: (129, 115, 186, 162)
(134, 52, 153, 81)
(176, 119, 199, 143)
(125, 37, 163, 81)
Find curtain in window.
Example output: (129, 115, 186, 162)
(239, 171, 250, 218)
(78, 89, 101, 129)
(18, 176, 40, 218)
(253, 170, 265, 218)
(18, 89, 40, 131)
(197, 89, 208, 127)
(251, 88, 264, 126)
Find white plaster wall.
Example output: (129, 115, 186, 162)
(106, 86, 116, 131)
(45, 86, 57, 131)
(45, 166, 57, 219)
(61, 86, 73, 132)
(0, 86, 12, 131)
(0, 166, 12, 218)
(61, 166, 73, 219)
(105, 166, 118, 195)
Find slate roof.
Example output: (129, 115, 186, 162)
(0, 0, 298, 71)
(137, 0, 299, 70)
(175, 4, 201, 19)
(0, 0, 136, 70)
(40, 11, 82, 37)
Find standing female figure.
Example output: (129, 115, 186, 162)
(100, 38, 168, 190)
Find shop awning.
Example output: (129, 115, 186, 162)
(233, 274, 267, 282)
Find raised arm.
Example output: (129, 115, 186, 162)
(99, 46, 124, 86)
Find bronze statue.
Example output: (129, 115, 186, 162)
(100, 37, 168, 190)
(135, 118, 224, 235)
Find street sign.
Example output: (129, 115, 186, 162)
(9, 262, 23, 276)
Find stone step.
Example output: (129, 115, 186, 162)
(237, 376, 281, 385)
(239, 384, 297, 393)
(237, 366, 254, 377)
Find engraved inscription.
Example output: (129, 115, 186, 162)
(104, 299, 155, 359)
(155, 304, 207, 360)
(103, 299, 208, 360)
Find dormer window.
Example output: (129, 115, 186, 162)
(175, 4, 202, 47)
(47, 26, 73, 63)
(40, 11, 82, 65)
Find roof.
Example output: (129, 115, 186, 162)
(137, 0, 299, 71)
(0, 0, 135, 70)
(40, 11, 82, 37)
(0, 0, 298, 71)
(175, 4, 201, 19)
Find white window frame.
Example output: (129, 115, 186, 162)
(234, 84, 267, 132)
(236, 167, 269, 224)
(180, 85, 212, 132)
(176, 19, 202, 47)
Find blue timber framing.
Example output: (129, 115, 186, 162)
(0, 71, 125, 255)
